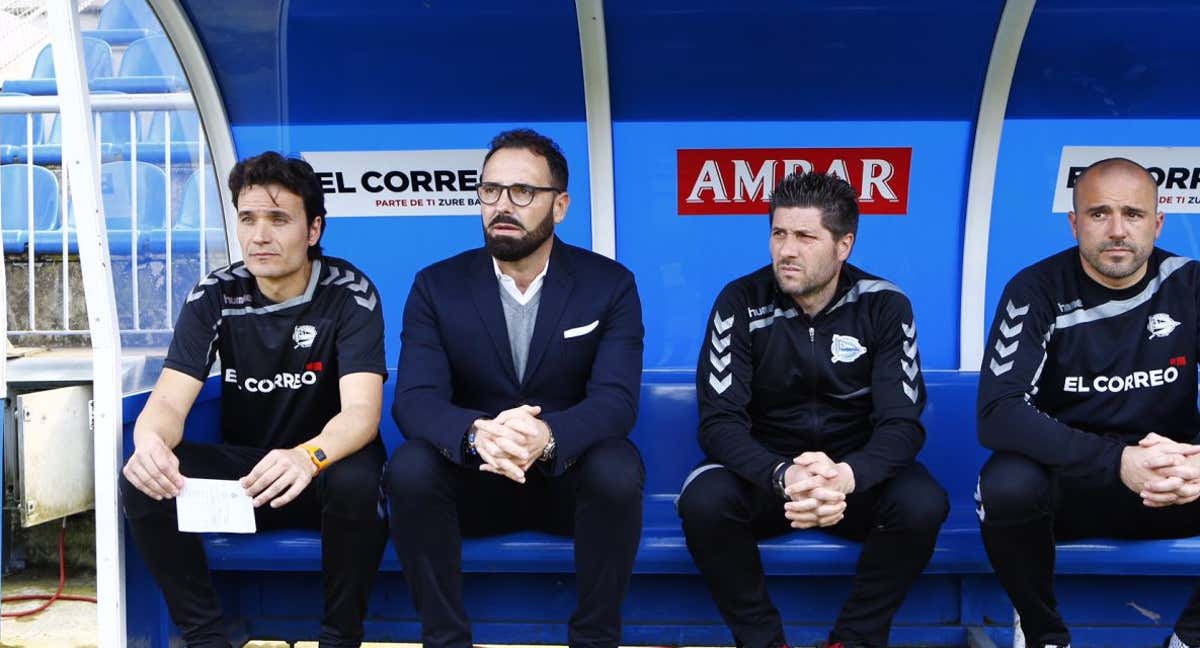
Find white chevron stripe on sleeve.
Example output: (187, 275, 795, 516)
(994, 338, 1019, 358)
(709, 350, 731, 373)
(320, 266, 341, 285)
(901, 321, 916, 338)
(901, 359, 918, 380)
(902, 340, 918, 359)
(353, 293, 378, 311)
(1006, 300, 1029, 319)
(348, 276, 369, 293)
(999, 320, 1023, 338)
(902, 382, 918, 403)
(709, 373, 731, 394)
(713, 311, 733, 334)
(989, 358, 1014, 376)
(711, 331, 731, 353)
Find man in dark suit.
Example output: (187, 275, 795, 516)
(385, 128, 645, 648)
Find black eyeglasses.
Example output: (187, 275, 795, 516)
(476, 182, 562, 207)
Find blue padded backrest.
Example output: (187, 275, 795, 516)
(0, 164, 60, 231)
(118, 34, 185, 83)
(100, 161, 166, 229)
(628, 370, 984, 499)
(0, 92, 41, 148)
(146, 109, 200, 143)
(98, 0, 159, 31)
(176, 167, 222, 229)
(31, 37, 113, 81)
(45, 91, 134, 145)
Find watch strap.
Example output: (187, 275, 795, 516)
(300, 444, 330, 474)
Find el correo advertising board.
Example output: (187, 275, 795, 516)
(301, 149, 488, 217)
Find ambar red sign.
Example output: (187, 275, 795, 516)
(677, 147, 913, 215)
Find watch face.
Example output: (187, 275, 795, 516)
(314, 449, 327, 462)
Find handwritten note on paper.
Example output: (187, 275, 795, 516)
(175, 478, 256, 534)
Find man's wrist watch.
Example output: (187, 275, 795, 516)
(772, 462, 790, 499)
(539, 427, 557, 463)
(299, 444, 330, 474)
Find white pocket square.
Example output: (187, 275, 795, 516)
(563, 320, 599, 339)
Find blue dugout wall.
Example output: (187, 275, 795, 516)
(169, 0, 1200, 375)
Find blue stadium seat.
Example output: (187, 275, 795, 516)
(99, 0, 159, 31)
(100, 160, 166, 256)
(83, 0, 160, 46)
(133, 109, 201, 164)
(1, 75, 185, 96)
(0, 92, 45, 164)
(31, 37, 114, 81)
(23, 91, 129, 165)
(141, 166, 224, 255)
(118, 34, 187, 87)
(0, 164, 60, 254)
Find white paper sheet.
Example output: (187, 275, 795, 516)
(175, 478, 257, 534)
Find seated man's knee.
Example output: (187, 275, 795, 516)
(119, 470, 167, 519)
(575, 438, 644, 506)
(886, 475, 949, 534)
(977, 452, 1053, 525)
(322, 446, 386, 521)
(677, 467, 743, 533)
(384, 439, 452, 505)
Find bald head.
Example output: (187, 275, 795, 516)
(1072, 157, 1158, 213)
(1068, 156, 1164, 290)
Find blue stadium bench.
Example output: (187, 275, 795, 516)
(121, 370, 1200, 647)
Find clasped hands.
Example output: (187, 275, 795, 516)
(781, 451, 856, 529)
(1122, 432, 1200, 508)
(472, 404, 551, 484)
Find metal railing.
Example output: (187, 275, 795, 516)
(0, 91, 228, 340)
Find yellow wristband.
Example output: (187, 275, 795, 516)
(299, 444, 330, 474)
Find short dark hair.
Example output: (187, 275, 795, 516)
(228, 151, 327, 259)
(482, 128, 569, 191)
(769, 172, 859, 239)
(1072, 157, 1159, 213)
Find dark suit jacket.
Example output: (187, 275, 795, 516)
(393, 238, 644, 475)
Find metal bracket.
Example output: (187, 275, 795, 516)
(967, 626, 1000, 648)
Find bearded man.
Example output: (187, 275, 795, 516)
(384, 128, 646, 648)
(677, 171, 947, 648)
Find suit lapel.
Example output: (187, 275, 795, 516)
(468, 250, 519, 385)
(523, 239, 573, 385)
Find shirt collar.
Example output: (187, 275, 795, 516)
(493, 256, 549, 306)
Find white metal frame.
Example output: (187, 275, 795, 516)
(45, 1, 125, 644)
(147, 0, 240, 262)
(0, 92, 210, 337)
(575, 0, 616, 258)
(958, 0, 1036, 370)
